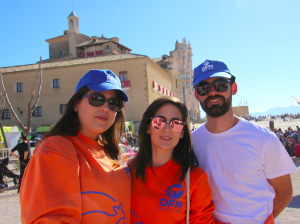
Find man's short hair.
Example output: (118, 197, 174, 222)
(22, 136, 28, 141)
(287, 135, 292, 138)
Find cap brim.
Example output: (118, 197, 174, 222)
(193, 72, 232, 87)
(87, 83, 129, 102)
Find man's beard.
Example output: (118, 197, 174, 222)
(200, 94, 232, 118)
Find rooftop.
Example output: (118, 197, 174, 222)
(0, 54, 147, 74)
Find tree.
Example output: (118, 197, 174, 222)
(0, 56, 43, 156)
(0, 95, 8, 148)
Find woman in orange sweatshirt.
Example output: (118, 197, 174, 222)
(20, 70, 131, 224)
(130, 96, 215, 224)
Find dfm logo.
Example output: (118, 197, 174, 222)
(202, 61, 214, 72)
(158, 184, 183, 212)
(122, 162, 131, 178)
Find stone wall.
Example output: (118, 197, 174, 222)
(49, 40, 70, 59)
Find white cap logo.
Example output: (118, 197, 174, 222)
(202, 61, 214, 72)
(107, 74, 117, 85)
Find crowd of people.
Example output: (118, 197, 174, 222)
(243, 113, 300, 122)
(272, 126, 300, 156)
(13, 60, 297, 224)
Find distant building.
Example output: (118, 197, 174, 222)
(233, 106, 249, 117)
(44, 11, 132, 62)
(0, 12, 189, 130)
(153, 39, 200, 122)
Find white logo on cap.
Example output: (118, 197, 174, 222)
(202, 61, 214, 72)
(107, 74, 117, 85)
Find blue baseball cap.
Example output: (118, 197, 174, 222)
(75, 69, 129, 102)
(193, 60, 235, 87)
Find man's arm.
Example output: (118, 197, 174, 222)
(10, 151, 19, 159)
(267, 174, 293, 218)
(24, 151, 28, 160)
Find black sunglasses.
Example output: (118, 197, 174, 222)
(195, 79, 233, 96)
(82, 92, 124, 112)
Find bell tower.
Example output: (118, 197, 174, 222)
(68, 11, 79, 34)
(67, 11, 79, 58)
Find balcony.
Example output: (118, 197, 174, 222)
(87, 52, 94, 57)
(152, 81, 158, 92)
(78, 53, 85, 58)
(121, 80, 131, 90)
(96, 51, 103, 55)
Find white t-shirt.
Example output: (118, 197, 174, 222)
(192, 118, 297, 224)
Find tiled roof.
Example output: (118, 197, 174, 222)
(68, 11, 79, 18)
(152, 58, 162, 63)
(76, 38, 132, 51)
(76, 38, 111, 47)
(0, 54, 148, 74)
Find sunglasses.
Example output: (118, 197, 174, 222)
(194, 80, 232, 96)
(82, 92, 124, 112)
(150, 117, 185, 132)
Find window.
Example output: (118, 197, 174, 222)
(60, 51, 64, 56)
(16, 83, 23, 92)
(75, 20, 78, 27)
(33, 106, 42, 117)
(59, 104, 66, 114)
(70, 20, 73, 26)
(52, 79, 60, 88)
(107, 45, 109, 49)
(2, 109, 10, 119)
(119, 71, 128, 81)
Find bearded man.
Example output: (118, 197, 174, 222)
(192, 60, 297, 224)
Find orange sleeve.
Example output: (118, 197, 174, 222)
(189, 168, 215, 224)
(20, 137, 82, 224)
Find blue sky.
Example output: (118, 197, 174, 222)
(1, 0, 300, 116)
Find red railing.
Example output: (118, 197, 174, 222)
(121, 80, 131, 88)
(78, 53, 85, 58)
(95, 51, 103, 55)
(87, 52, 94, 56)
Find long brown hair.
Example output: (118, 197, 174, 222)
(44, 86, 125, 161)
(131, 96, 199, 182)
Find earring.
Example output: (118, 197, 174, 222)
(74, 109, 77, 112)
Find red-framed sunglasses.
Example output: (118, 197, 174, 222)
(83, 92, 124, 112)
(150, 117, 185, 132)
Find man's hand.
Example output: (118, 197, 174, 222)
(267, 174, 293, 218)
(10, 151, 19, 159)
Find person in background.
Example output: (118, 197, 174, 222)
(192, 59, 297, 224)
(286, 135, 295, 156)
(10, 136, 29, 193)
(130, 96, 215, 223)
(20, 69, 130, 224)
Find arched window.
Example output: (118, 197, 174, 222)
(75, 20, 78, 27)
(70, 20, 73, 26)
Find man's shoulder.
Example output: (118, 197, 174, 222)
(239, 118, 275, 137)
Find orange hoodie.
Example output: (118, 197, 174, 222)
(20, 132, 131, 224)
(130, 159, 215, 223)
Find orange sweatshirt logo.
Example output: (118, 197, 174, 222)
(82, 191, 126, 224)
(158, 184, 184, 213)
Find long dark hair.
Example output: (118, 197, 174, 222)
(44, 86, 125, 161)
(131, 96, 199, 182)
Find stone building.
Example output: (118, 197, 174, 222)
(45, 11, 132, 62)
(154, 39, 200, 122)
(233, 106, 249, 117)
(0, 12, 179, 130)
